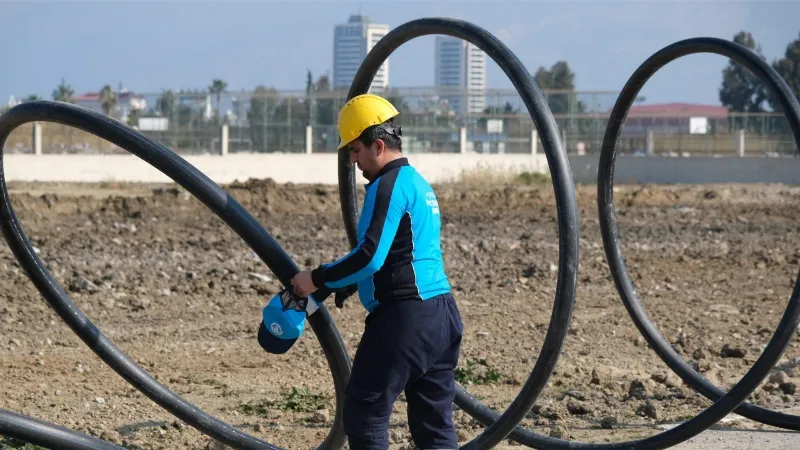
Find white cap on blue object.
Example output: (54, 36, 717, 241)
(258, 288, 307, 354)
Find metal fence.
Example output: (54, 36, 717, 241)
(4, 87, 797, 156)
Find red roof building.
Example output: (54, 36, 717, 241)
(613, 103, 730, 134)
(75, 89, 147, 122)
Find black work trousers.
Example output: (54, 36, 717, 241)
(343, 293, 463, 450)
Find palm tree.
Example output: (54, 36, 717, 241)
(208, 79, 227, 120)
(100, 85, 117, 117)
(52, 78, 75, 103)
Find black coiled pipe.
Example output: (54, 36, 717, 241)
(597, 38, 800, 431)
(0, 100, 351, 450)
(1, 24, 797, 450)
(450, 37, 800, 450)
(0, 409, 125, 450)
(340, 17, 580, 450)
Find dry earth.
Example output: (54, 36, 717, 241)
(1, 179, 799, 449)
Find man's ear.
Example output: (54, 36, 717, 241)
(374, 138, 386, 156)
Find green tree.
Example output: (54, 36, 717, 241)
(477, 102, 524, 142)
(272, 93, 308, 151)
(534, 61, 588, 138)
(51, 78, 75, 103)
(161, 90, 209, 148)
(208, 79, 228, 121)
(384, 87, 411, 116)
(171, 90, 203, 128)
(306, 70, 315, 124)
(314, 74, 336, 125)
(768, 31, 800, 113)
(719, 31, 769, 114)
(305, 71, 337, 126)
(156, 89, 176, 116)
(248, 85, 278, 152)
(534, 61, 585, 115)
(100, 85, 117, 117)
(306, 71, 314, 94)
(127, 108, 140, 128)
(533, 67, 552, 92)
(478, 102, 517, 127)
(23, 94, 40, 102)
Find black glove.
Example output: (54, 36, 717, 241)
(310, 264, 357, 308)
(303, 284, 357, 309)
(334, 284, 358, 309)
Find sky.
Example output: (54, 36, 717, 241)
(1, 0, 799, 108)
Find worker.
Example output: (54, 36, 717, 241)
(291, 94, 463, 450)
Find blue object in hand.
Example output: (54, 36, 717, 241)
(257, 288, 307, 354)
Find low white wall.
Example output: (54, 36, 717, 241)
(569, 155, 800, 185)
(1, 153, 549, 185)
(3, 153, 799, 186)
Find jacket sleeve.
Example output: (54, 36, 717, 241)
(311, 170, 406, 289)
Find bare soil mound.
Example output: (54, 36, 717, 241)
(1, 180, 799, 449)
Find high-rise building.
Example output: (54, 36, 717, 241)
(434, 36, 487, 114)
(333, 15, 390, 91)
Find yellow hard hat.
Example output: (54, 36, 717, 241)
(337, 94, 400, 150)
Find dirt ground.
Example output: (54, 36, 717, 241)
(0, 178, 799, 450)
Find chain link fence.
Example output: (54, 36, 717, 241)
(4, 88, 797, 156)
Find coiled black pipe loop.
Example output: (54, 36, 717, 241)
(0, 100, 351, 450)
(340, 17, 580, 450)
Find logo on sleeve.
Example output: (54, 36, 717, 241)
(425, 191, 439, 214)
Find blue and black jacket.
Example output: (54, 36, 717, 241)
(311, 158, 451, 313)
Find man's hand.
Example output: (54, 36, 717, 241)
(291, 270, 317, 297)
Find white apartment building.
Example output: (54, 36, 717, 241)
(333, 15, 390, 91)
(434, 36, 487, 114)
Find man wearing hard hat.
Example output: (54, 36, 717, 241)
(291, 94, 463, 450)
